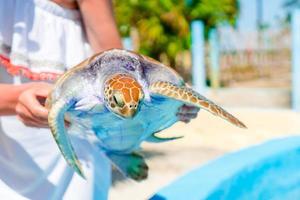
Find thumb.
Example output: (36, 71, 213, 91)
(34, 84, 53, 107)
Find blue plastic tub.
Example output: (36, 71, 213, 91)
(151, 136, 300, 200)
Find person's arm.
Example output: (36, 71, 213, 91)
(0, 84, 31, 115)
(77, 0, 123, 53)
(0, 83, 52, 127)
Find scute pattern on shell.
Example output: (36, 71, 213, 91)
(101, 49, 141, 72)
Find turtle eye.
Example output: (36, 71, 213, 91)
(113, 91, 125, 108)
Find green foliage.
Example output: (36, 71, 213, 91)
(284, 0, 300, 8)
(114, 0, 239, 67)
(283, 0, 300, 24)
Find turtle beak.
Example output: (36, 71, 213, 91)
(128, 107, 138, 118)
(119, 103, 139, 119)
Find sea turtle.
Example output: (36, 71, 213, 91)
(47, 49, 246, 180)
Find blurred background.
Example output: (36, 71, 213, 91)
(110, 0, 300, 199)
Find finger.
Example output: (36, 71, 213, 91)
(19, 91, 49, 121)
(16, 103, 49, 127)
(177, 112, 199, 119)
(34, 83, 53, 96)
(177, 113, 198, 120)
(179, 105, 200, 114)
(179, 118, 191, 123)
(35, 86, 51, 105)
(18, 114, 49, 128)
(16, 115, 43, 128)
(35, 123, 49, 128)
(185, 106, 200, 114)
(34, 119, 49, 127)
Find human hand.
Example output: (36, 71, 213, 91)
(177, 104, 200, 123)
(16, 82, 53, 128)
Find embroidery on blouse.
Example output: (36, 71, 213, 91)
(0, 42, 64, 81)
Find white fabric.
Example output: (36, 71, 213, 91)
(0, 0, 92, 74)
(0, 0, 111, 199)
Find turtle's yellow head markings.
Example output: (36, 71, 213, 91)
(104, 74, 144, 118)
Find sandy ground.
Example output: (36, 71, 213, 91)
(109, 108, 300, 200)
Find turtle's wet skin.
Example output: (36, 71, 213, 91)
(47, 49, 246, 180)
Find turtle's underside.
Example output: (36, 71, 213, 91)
(47, 49, 246, 181)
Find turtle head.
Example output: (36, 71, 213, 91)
(104, 74, 144, 118)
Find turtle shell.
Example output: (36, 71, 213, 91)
(57, 49, 186, 152)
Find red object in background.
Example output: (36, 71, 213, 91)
(0, 54, 61, 81)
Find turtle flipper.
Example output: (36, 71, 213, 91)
(146, 132, 183, 143)
(48, 98, 85, 178)
(108, 152, 148, 181)
(149, 81, 247, 129)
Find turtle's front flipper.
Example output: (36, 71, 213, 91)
(48, 98, 85, 178)
(107, 152, 148, 181)
(150, 81, 247, 128)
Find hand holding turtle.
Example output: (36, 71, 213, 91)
(16, 82, 52, 128)
(177, 104, 200, 123)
